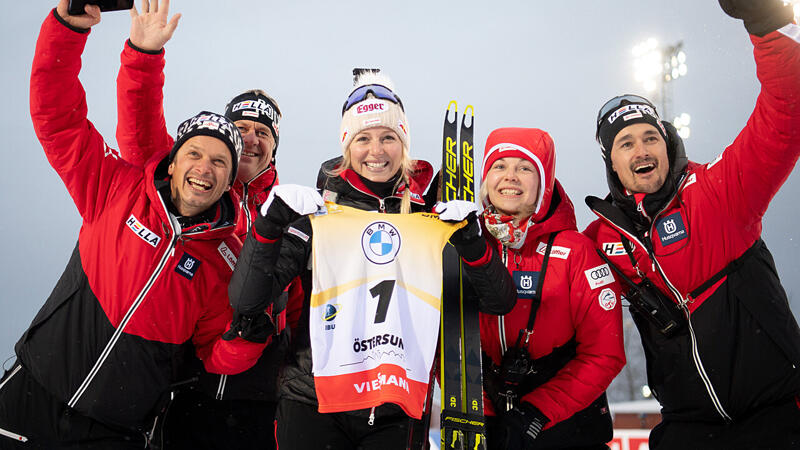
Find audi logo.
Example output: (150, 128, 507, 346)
(590, 267, 610, 279)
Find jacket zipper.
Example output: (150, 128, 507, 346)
(241, 183, 252, 232)
(216, 374, 228, 400)
(0, 366, 27, 442)
(68, 201, 180, 410)
(592, 203, 732, 422)
(644, 239, 733, 422)
(343, 178, 402, 213)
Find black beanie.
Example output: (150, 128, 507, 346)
(596, 96, 669, 159)
(595, 95, 689, 219)
(224, 92, 281, 159)
(169, 111, 243, 186)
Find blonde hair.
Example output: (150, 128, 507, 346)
(478, 180, 490, 208)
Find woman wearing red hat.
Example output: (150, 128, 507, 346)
(478, 128, 625, 450)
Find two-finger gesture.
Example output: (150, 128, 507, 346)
(130, 0, 181, 52)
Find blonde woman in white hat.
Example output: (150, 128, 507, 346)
(227, 72, 516, 449)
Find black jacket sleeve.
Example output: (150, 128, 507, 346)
(462, 243, 517, 315)
(229, 216, 312, 315)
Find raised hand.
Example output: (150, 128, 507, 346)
(56, 0, 101, 29)
(718, 0, 794, 37)
(129, 0, 181, 52)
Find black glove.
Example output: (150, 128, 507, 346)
(222, 311, 275, 344)
(434, 200, 487, 263)
(502, 402, 550, 450)
(255, 196, 300, 239)
(719, 0, 794, 37)
(450, 212, 489, 262)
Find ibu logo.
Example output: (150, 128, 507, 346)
(361, 221, 401, 265)
(656, 212, 688, 246)
(323, 304, 339, 330)
(323, 304, 339, 321)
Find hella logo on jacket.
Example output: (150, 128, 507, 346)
(126, 215, 161, 248)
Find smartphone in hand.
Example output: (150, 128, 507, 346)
(67, 0, 134, 16)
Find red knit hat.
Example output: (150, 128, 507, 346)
(482, 128, 556, 223)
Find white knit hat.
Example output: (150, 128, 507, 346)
(339, 73, 409, 153)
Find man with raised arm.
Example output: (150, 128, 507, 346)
(584, 1, 800, 448)
(114, 3, 292, 448)
(0, 2, 265, 448)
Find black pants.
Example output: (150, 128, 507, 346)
(156, 390, 277, 450)
(485, 415, 609, 450)
(650, 397, 800, 450)
(0, 364, 146, 449)
(274, 398, 417, 450)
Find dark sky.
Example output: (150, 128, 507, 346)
(1, 0, 798, 363)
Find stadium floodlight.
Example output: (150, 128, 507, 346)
(632, 39, 687, 119)
(633, 38, 663, 93)
(673, 113, 691, 139)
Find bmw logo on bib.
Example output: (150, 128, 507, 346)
(361, 221, 402, 265)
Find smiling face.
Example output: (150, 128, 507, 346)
(610, 123, 670, 194)
(485, 157, 540, 224)
(234, 119, 275, 183)
(347, 127, 403, 182)
(168, 135, 232, 217)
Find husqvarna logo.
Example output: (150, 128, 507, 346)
(656, 212, 688, 246)
(513, 271, 538, 299)
(520, 275, 534, 290)
(175, 253, 201, 280)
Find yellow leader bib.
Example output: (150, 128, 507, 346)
(309, 203, 461, 419)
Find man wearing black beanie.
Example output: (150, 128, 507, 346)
(0, 2, 269, 447)
(584, 1, 800, 448)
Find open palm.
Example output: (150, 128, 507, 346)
(129, 0, 181, 52)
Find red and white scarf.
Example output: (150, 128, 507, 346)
(483, 206, 533, 250)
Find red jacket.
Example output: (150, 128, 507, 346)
(479, 128, 625, 427)
(114, 39, 298, 402)
(115, 41, 280, 243)
(584, 28, 800, 422)
(16, 11, 264, 431)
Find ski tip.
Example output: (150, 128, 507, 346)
(462, 105, 475, 128)
(446, 100, 458, 123)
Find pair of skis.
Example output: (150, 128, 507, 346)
(439, 101, 486, 450)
